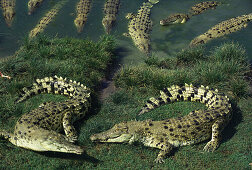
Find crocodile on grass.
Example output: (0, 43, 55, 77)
(90, 84, 232, 163)
(0, 76, 91, 154)
(160, 1, 219, 25)
(102, 0, 120, 34)
(27, 0, 44, 15)
(190, 13, 252, 46)
(29, 0, 67, 38)
(123, 0, 159, 54)
(74, 0, 92, 33)
(0, 0, 15, 27)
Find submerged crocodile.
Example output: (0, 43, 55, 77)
(0, 76, 91, 154)
(102, 0, 120, 34)
(123, 0, 159, 54)
(160, 1, 219, 25)
(28, 0, 44, 15)
(74, 0, 92, 33)
(90, 84, 232, 163)
(0, 0, 15, 27)
(190, 13, 252, 46)
(29, 0, 67, 38)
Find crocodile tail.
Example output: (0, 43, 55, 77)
(15, 75, 90, 104)
(139, 83, 231, 115)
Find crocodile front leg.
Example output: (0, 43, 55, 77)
(203, 118, 228, 152)
(63, 112, 78, 143)
(143, 135, 174, 163)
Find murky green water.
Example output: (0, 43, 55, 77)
(0, 0, 251, 64)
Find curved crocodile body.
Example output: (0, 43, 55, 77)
(0, 0, 15, 27)
(160, 1, 219, 26)
(29, 0, 67, 39)
(102, 0, 120, 34)
(0, 76, 91, 154)
(190, 13, 252, 46)
(28, 0, 44, 15)
(91, 84, 232, 163)
(74, 0, 92, 33)
(124, 0, 159, 54)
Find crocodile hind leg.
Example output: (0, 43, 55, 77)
(203, 118, 228, 152)
(62, 112, 79, 143)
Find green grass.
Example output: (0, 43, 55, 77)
(0, 39, 251, 169)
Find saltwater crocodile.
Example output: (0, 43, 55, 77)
(0, 76, 91, 154)
(160, 1, 219, 25)
(190, 13, 252, 46)
(28, 0, 44, 15)
(29, 0, 67, 39)
(90, 84, 232, 163)
(74, 0, 92, 33)
(0, 0, 15, 27)
(102, 0, 120, 34)
(123, 0, 159, 54)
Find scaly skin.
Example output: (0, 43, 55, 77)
(90, 84, 232, 163)
(160, 1, 219, 26)
(124, 0, 159, 54)
(190, 13, 252, 46)
(74, 0, 92, 33)
(29, 0, 67, 38)
(0, 76, 91, 154)
(27, 0, 44, 15)
(102, 0, 120, 34)
(0, 0, 15, 27)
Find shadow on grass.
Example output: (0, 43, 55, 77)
(37, 151, 102, 164)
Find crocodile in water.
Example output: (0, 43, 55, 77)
(123, 0, 159, 54)
(27, 0, 44, 15)
(0, 0, 15, 27)
(190, 13, 252, 46)
(29, 0, 67, 39)
(160, 1, 219, 25)
(102, 0, 120, 34)
(74, 0, 92, 33)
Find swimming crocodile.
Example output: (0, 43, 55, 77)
(160, 1, 219, 25)
(190, 13, 252, 46)
(102, 0, 120, 34)
(0, 75, 91, 154)
(123, 0, 159, 54)
(0, 0, 15, 27)
(90, 84, 232, 163)
(29, 0, 67, 38)
(28, 0, 44, 15)
(74, 0, 92, 33)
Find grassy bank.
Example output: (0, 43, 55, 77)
(0, 39, 251, 169)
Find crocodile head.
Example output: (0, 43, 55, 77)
(9, 128, 84, 154)
(102, 17, 113, 34)
(74, 17, 85, 33)
(28, 1, 41, 15)
(90, 122, 134, 143)
(160, 13, 189, 25)
(4, 8, 15, 27)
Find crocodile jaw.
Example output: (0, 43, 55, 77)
(9, 129, 84, 154)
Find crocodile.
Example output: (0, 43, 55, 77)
(0, 75, 91, 154)
(90, 84, 232, 163)
(102, 0, 120, 34)
(160, 1, 219, 25)
(74, 0, 92, 33)
(28, 0, 44, 15)
(123, 0, 159, 54)
(29, 0, 67, 39)
(190, 13, 252, 46)
(0, 0, 15, 27)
